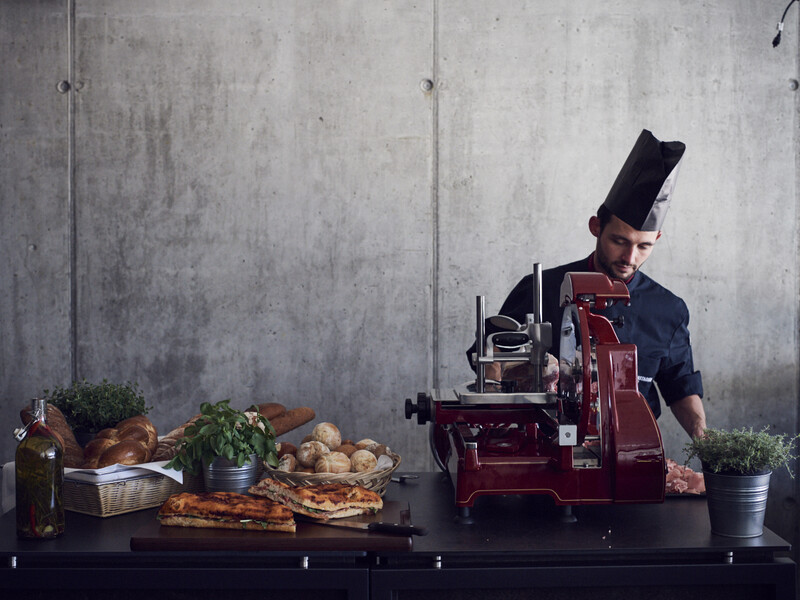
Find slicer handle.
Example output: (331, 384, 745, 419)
(492, 332, 530, 348)
(367, 522, 429, 536)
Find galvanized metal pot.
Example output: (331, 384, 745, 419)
(703, 470, 771, 538)
(202, 453, 261, 494)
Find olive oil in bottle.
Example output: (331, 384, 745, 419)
(15, 398, 65, 539)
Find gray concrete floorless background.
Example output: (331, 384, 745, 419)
(2, 0, 799, 567)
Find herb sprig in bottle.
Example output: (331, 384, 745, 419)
(15, 398, 65, 539)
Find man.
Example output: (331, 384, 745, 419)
(471, 129, 706, 440)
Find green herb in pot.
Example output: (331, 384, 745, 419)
(44, 379, 150, 437)
(684, 427, 799, 476)
(165, 399, 279, 476)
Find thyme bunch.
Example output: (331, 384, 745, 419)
(684, 427, 799, 476)
(45, 379, 149, 434)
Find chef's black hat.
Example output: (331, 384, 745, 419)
(602, 129, 685, 231)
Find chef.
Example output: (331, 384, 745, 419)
(470, 129, 707, 440)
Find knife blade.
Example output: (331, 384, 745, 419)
(300, 516, 428, 536)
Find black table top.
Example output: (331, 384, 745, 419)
(0, 471, 791, 564)
(385, 472, 790, 564)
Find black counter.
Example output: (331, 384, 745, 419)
(0, 471, 795, 600)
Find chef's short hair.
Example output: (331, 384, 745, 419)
(596, 204, 613, 230)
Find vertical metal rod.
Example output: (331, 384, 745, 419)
(533, 263, 542, 324)
(476, 295, 486, 392)
(430, 4, 440, 390)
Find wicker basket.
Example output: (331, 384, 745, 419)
(64, 471, 204, 518)
(261, 450, 401, 496)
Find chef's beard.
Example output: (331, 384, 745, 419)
(595, 251, 637, 281)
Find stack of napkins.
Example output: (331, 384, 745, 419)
(64, 461, 183, 484)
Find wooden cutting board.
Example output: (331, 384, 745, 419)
(130, 500, 414, 552)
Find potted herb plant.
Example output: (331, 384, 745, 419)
(684, 427, 798, 538)
(45, 379, 149, 445)
(165, 399, 279, 493)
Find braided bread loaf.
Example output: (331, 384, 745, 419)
(80, 414, 157, 469)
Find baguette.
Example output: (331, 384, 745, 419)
(270, 407, 316, 437)
(20, 404, 84, 468)
(151, 414, 202, 461)
(257, 402, 287, 421)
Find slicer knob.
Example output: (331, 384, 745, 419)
(405, 393, 431, 425)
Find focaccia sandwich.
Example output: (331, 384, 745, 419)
(157, 491, 296, 532)
(248, 478, 382, 520)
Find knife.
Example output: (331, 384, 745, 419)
(299, 516, 428, 536)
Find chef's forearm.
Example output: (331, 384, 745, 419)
(668, 394, 707, 439)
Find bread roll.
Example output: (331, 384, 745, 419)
(355, 439, 378, 451)
(277, 454, 297, 472)
(350, 449, 378, 473)
(296, 441, 329, 468)
(97, 439, 151, 468)
(315, 451, 351, 474)
(367, 443, 388, 458)
(277, 442, 297, 457)
(311, 422, 341, 450)
(334, 444, 357, 458)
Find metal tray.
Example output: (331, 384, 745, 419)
(440, 383, 557, 406)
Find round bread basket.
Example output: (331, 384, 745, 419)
(261, 450, 401, 497)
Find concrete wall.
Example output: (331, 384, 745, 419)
(2, 0, 798, 559)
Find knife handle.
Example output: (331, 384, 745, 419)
(367, 521, 429, 536)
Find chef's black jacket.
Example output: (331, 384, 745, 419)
(468, 255, 703, 419)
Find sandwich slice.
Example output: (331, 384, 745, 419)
(157, 491, 296, 533)
(248, 478, 383, 520)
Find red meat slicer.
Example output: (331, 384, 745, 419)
(405, 264, 665, 522)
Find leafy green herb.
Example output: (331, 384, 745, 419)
(165, 399, 279, 476)
(684, 427, 799, 476)
(44, 379, 149, 434)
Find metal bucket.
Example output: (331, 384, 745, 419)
(202, 454, 262, 494)
(704, 470, 771, 538)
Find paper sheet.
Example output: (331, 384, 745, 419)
(64, 461, 183, 484)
